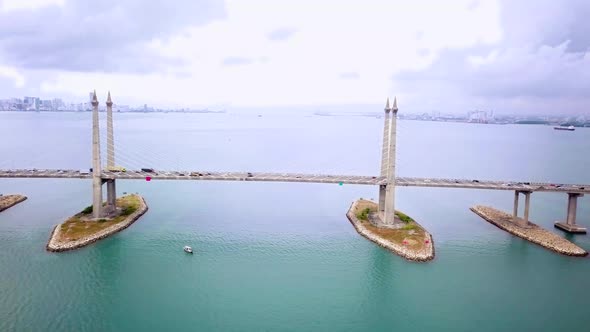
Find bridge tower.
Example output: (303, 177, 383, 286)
(105, 91, 117, 214)
(378, 97, 398, 226)
(91, 91, 103, 219)
(378, 98, 391, 217)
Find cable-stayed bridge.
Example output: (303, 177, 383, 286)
(1, 169, 588, 193)
(1, 92, 588, 233)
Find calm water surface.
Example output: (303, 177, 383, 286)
(1, 112, 589, 331)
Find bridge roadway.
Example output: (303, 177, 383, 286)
(1, 169, 589, 194)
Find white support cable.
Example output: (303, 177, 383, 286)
(117, 138, 197, 171)
(394, 118, 411, 178)
(112, 147, 167, 171)
(108, 139, 194, 173)
(97, 130, 186, 171)
(100, 139, 158, 170)
(110, 148, 171, 173)
(103, 148, 146, 171)
(393, 119, 405, 176)
(114, 142, 190, 171)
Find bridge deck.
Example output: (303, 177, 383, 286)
(1, 169, 589, 194)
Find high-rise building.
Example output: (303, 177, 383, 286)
(41, 100, 52, 111)
(23, 96, 38, 111)
(52, 98, 64, 110)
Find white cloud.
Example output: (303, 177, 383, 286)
(468, 50, 499, 67)
(0, 0, 64, 12)
(0, 66, 25, 87)
(393, 40, 590, 114)
(40, 0, 502, 107)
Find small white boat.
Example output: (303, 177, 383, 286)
(554, 125, 575, 131)
(183, 246, 193, 254)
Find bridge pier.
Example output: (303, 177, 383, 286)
(523, 191, 531, 226)
(555, 193, 586, 233)
(512, 190, 532, 227)
(378, 185, 386, 216)
(106, 180, 116, 214)
(513, 190, 519, 220)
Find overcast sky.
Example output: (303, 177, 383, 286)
(0, 0, 588, 114)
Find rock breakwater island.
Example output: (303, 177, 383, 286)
(47, 194, 148, 252)
(347, 199, 434, 262)
(0, 194, 27, 212)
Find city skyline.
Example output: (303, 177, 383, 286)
(1, 92, 589, 127)
(0, 0, 588, 114)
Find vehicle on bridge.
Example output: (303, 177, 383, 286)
(107, 166, 126, 172)
(141, 168, 155, 173)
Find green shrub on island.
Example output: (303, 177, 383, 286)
(121, 206, 137, 216)
(395, 211, 413, 223)
(402, 223, 417, 230)
(356, 207, 371, 221)
(81, 205, 93, 214)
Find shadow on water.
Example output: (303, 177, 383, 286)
(92, 237, 125, 278)
(505, 233, 531, 255)
(361, 246, 398, 327)
(562, 232, 577, 242)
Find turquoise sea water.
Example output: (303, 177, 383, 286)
(1, 112, 589, 331)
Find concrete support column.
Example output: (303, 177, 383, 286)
(383, 98, 398, 226)
(378, 185, 386, 216)
(522, 191, 531, 227)
(383, 183, 396, 225)
(566, 193, 580, 226)
(91, 91, 103, 219)
(513, 191, 519, 222)
(106, 180, 116, 214)
(555, 193, 586, 233)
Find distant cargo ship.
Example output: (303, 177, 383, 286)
(554, 125, 575, 131)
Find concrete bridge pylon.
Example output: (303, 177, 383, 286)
(378, 97, 398, 227)
(91, 91, 103, 219)
(105, 91, 117, 214)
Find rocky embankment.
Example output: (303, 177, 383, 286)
(471, 205, 587, 257)
(47, 195, 148, 252)
(0, 194, 27, 212)
(347, 199, 434, 262)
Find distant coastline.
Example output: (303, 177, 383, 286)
(312, 111, 590, 127)
(0, 109, 226, 114)
(1, 109, 588, 127)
